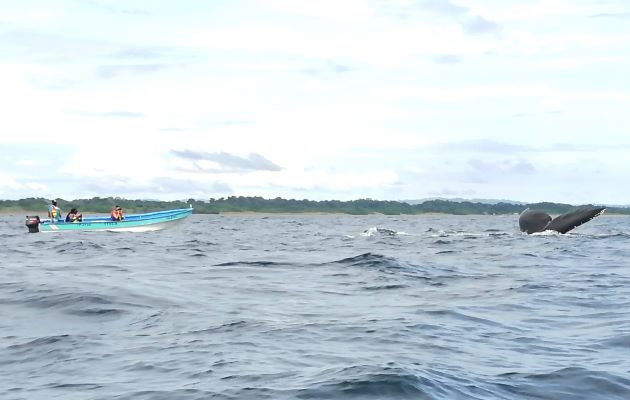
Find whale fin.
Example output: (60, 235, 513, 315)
(519, 206, 606, 234)
(546, 207, 606, 234)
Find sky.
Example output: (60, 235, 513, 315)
(1, 0, 630, 205)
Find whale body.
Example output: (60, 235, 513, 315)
(519, 207, 606, 234)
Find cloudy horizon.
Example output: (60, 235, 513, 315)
(2, 0, 630, 205)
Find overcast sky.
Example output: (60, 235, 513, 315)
(1, 0, 629, 204)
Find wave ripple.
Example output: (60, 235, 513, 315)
(1, 214, 630, 399)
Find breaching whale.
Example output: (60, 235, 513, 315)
(519, 206, 606, 234)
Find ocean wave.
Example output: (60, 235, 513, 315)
(20, 292, 115, 309)
(187, 248, 208, 257)
(104, 389, 216, 400)
(185, 320, 254, 335)
(419, 309, 511, 329)
(49, 240, 107, 253)
(588, 232, 630, 240)
(331, 253, 472, 285)
(362, 284, 409, 291)
(600, 334, 630, 349)
(3, 214, 630, 400)
(6, 334, 75, 351)
(296, 365, 433, 399)
(495, 367, 630, 400)
(361, 227, 402, 237)
(294, 365, 630, 400)
(213, 260, 289, 267)
(184, 238, 219, 246)
(334, 252, 402, 269)
(7, 289, 142, 318)
(45, 382, 103, 390)
(66, 308, 127, 317)
(2, 334, 97, 366)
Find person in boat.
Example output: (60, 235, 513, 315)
(47, 200, 62, 222)
(111, 205, 124, 221)
(65, 208, 83, 223)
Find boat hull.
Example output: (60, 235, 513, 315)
(33, 208, 193, 233)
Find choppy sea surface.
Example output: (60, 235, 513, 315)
(1, 213, 630, 400)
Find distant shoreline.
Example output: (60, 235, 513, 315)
(2, 197, 628, 216)
(2, 210, 628, 218)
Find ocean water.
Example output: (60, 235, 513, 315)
(1, 213, 630, 400)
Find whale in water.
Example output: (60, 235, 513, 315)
(519, 206, 606, 234)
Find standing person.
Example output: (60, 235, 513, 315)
(48, 200, 62, 222)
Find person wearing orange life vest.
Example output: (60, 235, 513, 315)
(48, 200, 62, 222)
(111, 205, 124, 221)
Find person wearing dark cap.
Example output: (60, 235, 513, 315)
(48, 200, 62, 222)
(110, 205, 124, 221)
(65, 208, 83, 223)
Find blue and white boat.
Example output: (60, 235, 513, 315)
(25, 207, 193, 233)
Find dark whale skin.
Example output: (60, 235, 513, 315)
(519, 207, 606, 234)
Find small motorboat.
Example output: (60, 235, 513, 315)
(25, 207, 193, 233)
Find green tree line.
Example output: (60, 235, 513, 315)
(1, 196, 628, 215)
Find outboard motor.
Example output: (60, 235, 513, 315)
(25, 216, 41, 233)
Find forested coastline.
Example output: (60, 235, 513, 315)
(1, 196, 628, 215)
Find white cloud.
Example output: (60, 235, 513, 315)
(1, 0, 630, 203)
(472, 1, 594, 21)
(267, 0, 377, 21)
(0, 171, 22, 190)
(17, 159, 45, 167)
(0, 171, 47, 197)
